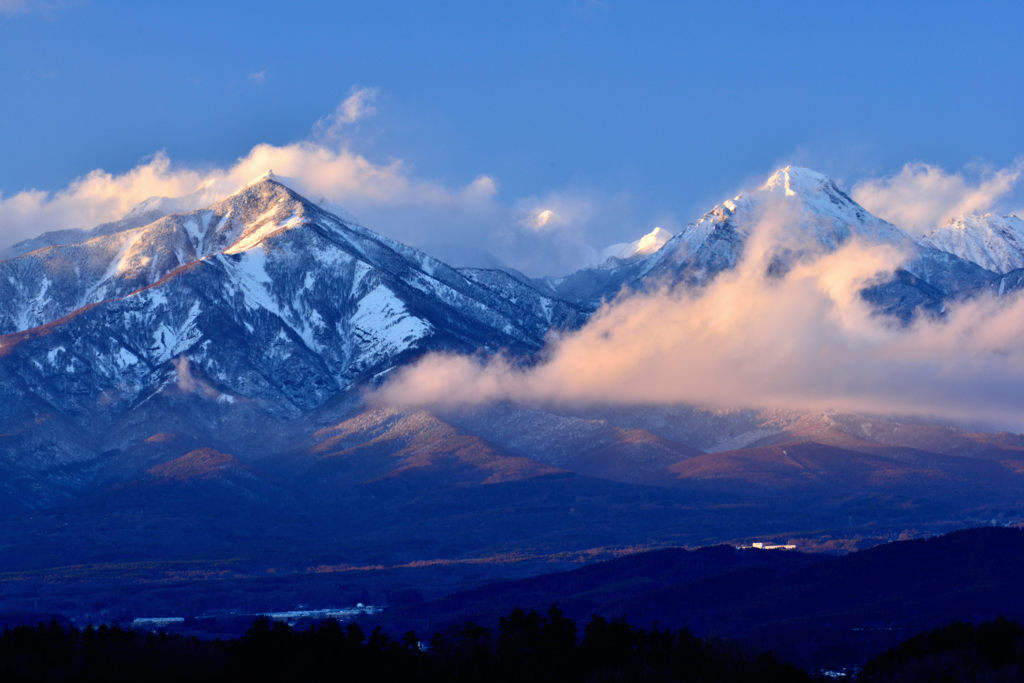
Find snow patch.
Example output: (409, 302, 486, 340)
(224, 209, 304, 254)
(352, 284, 432, 362)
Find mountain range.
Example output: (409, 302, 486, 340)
(2, 165, 1024, 624)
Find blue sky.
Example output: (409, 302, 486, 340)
(2, 0, 1023, 274)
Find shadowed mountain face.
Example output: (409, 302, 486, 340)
(921, 213, 1024, 274)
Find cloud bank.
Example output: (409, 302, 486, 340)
(376, 202, 1024, 430)
(852, 161, 1024, 233)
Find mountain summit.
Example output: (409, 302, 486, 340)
(646, 165, 912, 276)
(599, 226, 674, 262)
(0, 176, 585, 438)
(544, 166, 1000, 315)
(921, 213, 1024, 275)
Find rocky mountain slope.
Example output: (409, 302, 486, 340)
(551, 166, 1002, 317)
(0, 175, 585, 433)
(921, 213, 1024, 274)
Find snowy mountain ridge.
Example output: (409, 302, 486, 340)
(643, 165, 912, 279)
(598, 226, 674, 263)
(920, 213, 1024, 275)
(1, 165, 1021, 434)
(548, 166, 1007, 317)
(0, 176, 586, 426)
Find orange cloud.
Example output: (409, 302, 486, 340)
(376, 200, 1024, 430)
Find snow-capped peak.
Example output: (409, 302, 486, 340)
(750, 165, 909, 244)
(599, 226, 674, 262)
(633, 226, 673, 255)
(243, 169, 282, 187)
(207, 175, 319, 254)
(920, 213, 1024, 274)
(761, 165, 833, 198)
(631, 164, 918, 292)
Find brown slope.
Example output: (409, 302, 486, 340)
(435, 404, 704, 485)
(566, 428, 703, 484)
(311, 407, 562, 485)
(147, 448, 244, 481)
(666, 441, 945, 489)
(748, 412, 1024, 457)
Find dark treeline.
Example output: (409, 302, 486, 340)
(859, 617, 1024, 682)
(6, 607, 1024, 682)
(0, 605, 809, 682)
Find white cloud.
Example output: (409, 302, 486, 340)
(0, 152, 209, 244)
(0, 89, 417, 252)
(376, 200, 1024, 431)
(0, 132, 492, 251)
(313, 86, 379, 141)
(248, 69, 267, 85)
(851, 161, 1024, 234)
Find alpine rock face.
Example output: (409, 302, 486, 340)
(643, 165, 912, 282)
(920, 213, 1024, 275)
(0, 191, 213, 261)
(918, 213, 1024, 300)
(598, 226, 674, 263)
(536, 227, 674, 312)
(551, 166, 1001, 318)
(0, 175, 586, 434)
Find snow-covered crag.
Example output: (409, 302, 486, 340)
(0, 192, 212, 262)
(599, 226, 674, 263)
(535, 227, 674, 311)
(549, 166, 1001, 318)
(643, 166, 911, 281)
(0, 175, 586, 424)
(921, 213, 1024, 275)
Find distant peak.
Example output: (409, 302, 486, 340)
(239, 169, 285, 190)
(220, 171, 308, 208)
(633, 226, 673, 255)
(761, 165, 833, 197)
(943, 213, 1021, 228)
(922, 212, 1024, 273)
(598, 226, 674, 264)
(256, 169, 279, 183)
